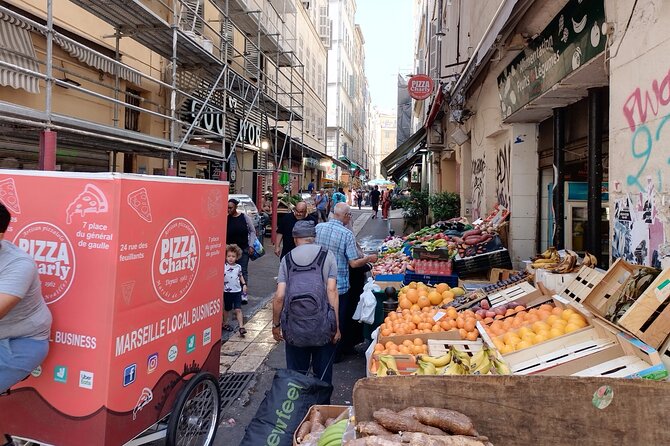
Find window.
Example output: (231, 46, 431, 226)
(125, 88, 141, 131)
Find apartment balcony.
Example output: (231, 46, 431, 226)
(222, 0, 296, 67)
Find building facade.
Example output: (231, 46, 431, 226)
(0, 0, 337, 202)
(326, 0, 370, 182)
(406, 0, 670, 271)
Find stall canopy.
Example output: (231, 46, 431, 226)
(381, 126, 426, 177)
(0, 12, 40, 93)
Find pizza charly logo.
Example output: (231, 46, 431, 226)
(14, 222, 76, 304)
(152, 218, 200, 304)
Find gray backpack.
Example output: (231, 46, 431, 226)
(280, 247, 337, 347)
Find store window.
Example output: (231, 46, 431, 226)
(125, 88, 141, 132)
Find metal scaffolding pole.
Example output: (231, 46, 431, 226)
(168, 0, 179, 175)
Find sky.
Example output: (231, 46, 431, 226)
(355, 0, 415, 111)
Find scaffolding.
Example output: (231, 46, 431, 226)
(0, 0, 307, 185)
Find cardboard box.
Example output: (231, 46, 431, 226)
(368, 353, 419, 376)
(293, 405, 350, 445)
(0, 172, 228, 446)
(658, 334, 670, 372)
(489, 268, 519, 282)
(581, 259, 643, 315)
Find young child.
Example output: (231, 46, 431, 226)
(223, 244, 247, 337)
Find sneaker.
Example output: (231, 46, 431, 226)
(241, 292, 248, 305)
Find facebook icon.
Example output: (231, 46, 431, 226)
(123, 364, 137, 387)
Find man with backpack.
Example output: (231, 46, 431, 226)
(272, 220, 340, 384)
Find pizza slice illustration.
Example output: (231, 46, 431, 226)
(121, 281, 135, 305)
(133, 387, 153, 420)
(0, 178, 21, 214)
(65, 184, 109, 224)
(127, 188, 152, 222)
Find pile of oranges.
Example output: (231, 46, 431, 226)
(378, 306, 481, 341)
(483, 304, 589, 354)
(373, 338, 427, 355)
(397, 282, 455, 311)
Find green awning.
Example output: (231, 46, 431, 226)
(388, 150, 425, 182)
(381, 127, 426, 177)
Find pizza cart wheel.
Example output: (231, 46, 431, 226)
(166, 372, 221, 446)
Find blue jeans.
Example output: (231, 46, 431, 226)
(0, 338, 49, 393)
(285, 342, 336, 385)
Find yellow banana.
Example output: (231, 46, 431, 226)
(450, 347, 471, 369)
(417, 359, 438, 375)
(376, 360, 388, 377)
(469, 349, 488, 372)
(492, 356, 511, 375)
(379, 355, 399, 375)
(417, 352, 452, 367)
(441, 359, 467, 375)
(471, 354, 491, 375)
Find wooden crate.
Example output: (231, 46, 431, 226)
(557, 265, 606, 304)
(581, 259, 644, 315)
(427, 338, 483, 357)
(368, 353, 420, 377)
(616, 268, 670, 349)
(377, 327, 461, 346)
(659, 334, 670, 372)
(486, 281, 542, 308)
(353, 375, 670, 445)
(536, 332, 667, 381)
(293, 405, 350, 446)
(535, 269, 579, 294)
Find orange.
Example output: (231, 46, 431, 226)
(374, 343, 384, 352)
(411, 314, 422, 325)
(428, 291, 443, 305)
(466, 330, 479, 341)
(402, 339, 413, 347)
(551, 306, 563, 316)
(539, 304, 554, 313)
(440, 320, 451, 330)
(407, 282, 418, 289)
(381, 328, 392, 337)
(435, 283, 450, 294)
(432, 324, 441, 332)
(399, 298, 412, 310)
(441, 290, 455, 302)
(385, 341, 396, 349)
(458, 328, 468, 339)
(456, 317, 465, 329)
(464, 319, 476, 332)
(413, 338, 424, 346)
(417, 296, 431, 308)
(406, 289, 419, 304)
(410, 304, 421, 312)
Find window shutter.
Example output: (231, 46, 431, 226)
(221, 20, 234, 62)
(245, 39, 260, 81)
(180, 0, 204, 35)
(428, 21, 439, 79)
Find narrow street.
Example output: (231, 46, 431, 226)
(213, 208, 391, 446)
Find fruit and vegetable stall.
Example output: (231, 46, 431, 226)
(293, 205, 670, 445)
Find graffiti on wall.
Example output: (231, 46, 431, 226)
(622, 69, 670, 192)
(496, 143, 511, 209)
(471, 155, 486, 220)
(612, 180, 664, 267)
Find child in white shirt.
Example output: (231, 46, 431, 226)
(223, 244, 247, 336)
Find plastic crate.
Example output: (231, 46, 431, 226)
(403, 272, 458, 287)
(454, 249, 513, 277)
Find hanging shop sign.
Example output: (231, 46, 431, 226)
(407, 74, 434, 101)
(229, 152, 237, 182)
(183, 99, 264, 148)
(497, 0, 606, 119)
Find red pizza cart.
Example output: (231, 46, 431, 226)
(0, 171, 228, 446)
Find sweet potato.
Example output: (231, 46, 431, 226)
(309, 408, 323, 427)
(357, 421, 394, 437)
(373, 409, 445, 435)
(462, 229, 482, 238)
(410, 407, 477, 436)
(296, 421, 312, 443)
(401, 432, 490, 446)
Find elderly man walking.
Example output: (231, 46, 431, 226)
(275, 201, 317, 259)
(316, 203, 377, 360)
(272, 220, 340, 384)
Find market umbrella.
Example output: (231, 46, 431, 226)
(367, 178, 395, 187)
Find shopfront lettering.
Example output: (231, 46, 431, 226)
(18, 239, 72, 280)
(239, 119, 261, 147)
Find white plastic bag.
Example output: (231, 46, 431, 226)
(352, 278, 380, 325)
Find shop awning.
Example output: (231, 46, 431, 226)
(52, 34, 142, 85)
(0, 12, 40, 93)
(380, 126, 426, 177)
(387, 149, 425, 182)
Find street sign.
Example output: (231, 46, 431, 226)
(229, 153, 237, 182)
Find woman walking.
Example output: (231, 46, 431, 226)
(227, 198, 257, 304)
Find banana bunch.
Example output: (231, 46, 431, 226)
(581, 252, 598, 268)
(415, 345, 512, 376)
(531, 246, 560, 269)
(376, 355, 399, 376)
(545, 250, 579, 274)
(317, 418, 348, 446)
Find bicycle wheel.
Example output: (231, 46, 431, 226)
(166, 372, 220, 446)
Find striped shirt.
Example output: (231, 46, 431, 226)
(315, 219, 361, 294)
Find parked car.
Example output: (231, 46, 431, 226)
(229, 194, 263, 239)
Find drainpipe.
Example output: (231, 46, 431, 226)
(587, 88, 604, 264)
(552, 108, 566, 249)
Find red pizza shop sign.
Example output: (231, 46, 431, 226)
(407, 75, 434, 100)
